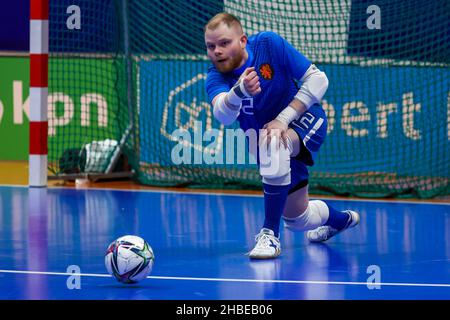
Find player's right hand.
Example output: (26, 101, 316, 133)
(241, 67, 261, 96)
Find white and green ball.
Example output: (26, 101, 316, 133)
(105, 235, 154, 284)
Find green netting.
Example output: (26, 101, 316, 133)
(48, 0, 129, 176)
(49, 0, 450, 198)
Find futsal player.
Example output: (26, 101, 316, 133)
(204, 13, 360, 259)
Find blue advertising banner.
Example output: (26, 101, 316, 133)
(0, 0, 29, 51)
(348, 0, 450, 63)
(139, 60, 450, 178)
(0, 0, 223, 53)
(0, 0, 119, 53)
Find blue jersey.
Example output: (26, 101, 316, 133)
(205, 31, 312, 132)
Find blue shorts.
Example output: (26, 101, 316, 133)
(288, 104, 327, 193)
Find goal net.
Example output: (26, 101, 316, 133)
(47, 0, 450, 198)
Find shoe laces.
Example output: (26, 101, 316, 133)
(255, 232, 278, 248)
(312, 226, 335, 240)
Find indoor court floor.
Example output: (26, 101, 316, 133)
(0, 162, 449, 300)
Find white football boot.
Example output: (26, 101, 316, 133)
(248, 228, 281, 259)
(306, 210, 360, 243)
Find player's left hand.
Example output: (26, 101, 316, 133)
(262, 119, 289, 149)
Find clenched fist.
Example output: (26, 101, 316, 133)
(240, 67, 261, 97)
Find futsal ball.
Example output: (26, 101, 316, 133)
(105, 235, 154, 284)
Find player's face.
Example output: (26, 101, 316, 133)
(205, 23, 247, 73)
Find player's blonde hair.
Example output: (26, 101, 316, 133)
(204, 12, 243, 34)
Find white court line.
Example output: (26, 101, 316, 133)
(0, 185, 448, 206)
(0, 269, 449, 288)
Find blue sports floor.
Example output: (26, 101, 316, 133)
(0, 185, 449, 300)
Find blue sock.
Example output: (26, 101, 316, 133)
(262, 183, 290, 237)
(323, 201, 350, 230)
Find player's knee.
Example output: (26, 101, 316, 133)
(259, 139, 291, 186)
(309, 200, 329, 223)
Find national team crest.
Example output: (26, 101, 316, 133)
(259, 63, 274, 80)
